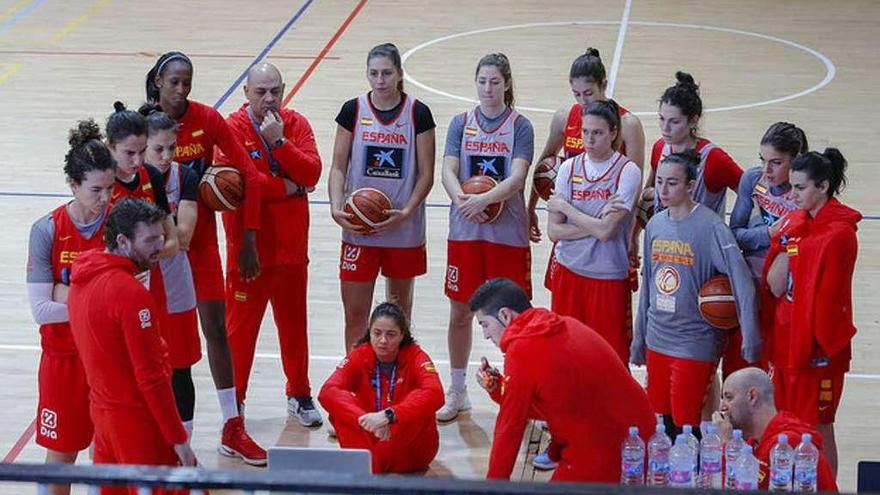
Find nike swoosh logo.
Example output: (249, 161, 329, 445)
(567, 125, 579, 131)
(59, 235, 72, 241)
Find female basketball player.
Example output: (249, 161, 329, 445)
(763, 148, 860, 475)
(328, 43, 436, 352)
(145, 51, 266, 464)
(546, 100, 641, 364)
(527, 48, 645, 290)
(142, 108, 203, 439)
(27, 119, 115, 495)
(438, 52, 534, 422)
(730, 122, 807, 279)
(631, 151, 759, 437)
(319, 302, 443, 474)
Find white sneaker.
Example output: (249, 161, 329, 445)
(287, 396, 323, 427)
(436, 387, 471, 422)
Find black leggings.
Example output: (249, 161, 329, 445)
(171, 367, 195, 422)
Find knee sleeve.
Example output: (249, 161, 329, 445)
(171, 367, 196, 422)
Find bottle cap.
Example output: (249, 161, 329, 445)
(656, 424, 666, 434)
(629, 426, 639, 436)
(733, 429, 743, 439)
(683, 424, 692, 434)
(802, 433, 812, 443)
(778, 433, 788, 444)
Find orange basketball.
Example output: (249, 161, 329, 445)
(533, 156, 560, 201)
(199, 166, 243, 211)
(462, 175, 503, 223)
(699, 275, 739, 330)
(344, 187, 392, 233)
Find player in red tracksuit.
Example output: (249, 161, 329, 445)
(318, 303, 444, 474)
(528, 48, 645, 291)
(26, 120, 115, 495)
(68, 198, 196, 495)
(715, 368, 837, 492)
(763, 148, 860, 475)
(469, 279, 655, 482)
(144, 51, 266, 463)
(217, 63, 323, 426)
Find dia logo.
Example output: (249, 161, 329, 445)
(40, 408, 58, 440)
(446, 266, 460, 292)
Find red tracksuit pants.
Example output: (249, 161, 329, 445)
(226, 263, 311, 403)
(332, 415, 438, 474)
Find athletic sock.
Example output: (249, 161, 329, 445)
(450, 368, 467, 392)
(217, 387, 239, 422)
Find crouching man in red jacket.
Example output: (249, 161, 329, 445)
(470, 278, 655, 483)
(69, 198, 196, 495)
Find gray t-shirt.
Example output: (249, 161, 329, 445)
(444, 107, 534, 162)
(633, 204, 761, 363)
(27, 206, 104, 284)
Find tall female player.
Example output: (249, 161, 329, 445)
(438, 53, 535, 422)
(27, 119, 115, 495)
(144, 51, 266, 464)
(328, 43, 436, 352)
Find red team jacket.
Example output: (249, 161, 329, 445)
(487, 308, 655, 482)
(219, 104, 322, 268)
(761, 197, 861, 370)
(751, 411, 838, 492)
(649, 138, 742, 192)
(68, 250, 187, 446)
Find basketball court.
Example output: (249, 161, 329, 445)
(0, 0, 878, 492)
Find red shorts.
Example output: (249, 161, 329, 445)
(721, 327, 753, 379)
(164, 309, 201, 369)
(36, 352, 93, 452)
(646, 349, 716, 427)
(187, 242, 225, 301)
(772, 366, 845, 425)
(445, 240, 531, 303)
(550, 264, 631, 364)
(339, 242, 427, 282)
(543, 244, 558, 291)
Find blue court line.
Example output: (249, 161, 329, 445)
(212, 0, 315, 110)
(0, 0, 47, 36)
(2, 191, 879, 219)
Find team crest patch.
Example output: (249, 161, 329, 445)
(465, 127, 478, 136)
(364, 145, 404, 179)
(234, 291, 247, 302)
(343, 245, 361, 262)
(421, 361, 437, 373)
(468, 155, 506, 182)
(191, 129, 204, 137)
(138, 308, 152, 329)
(655, 266, 681, 295)
(249, 149, 262, 160)
(360, 117, 374, 126)
(754, 183, 768, 194)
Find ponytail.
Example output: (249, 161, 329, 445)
(660, 71, 702, 135)
(569, 47, 606, 84)
(791, 148, 848, 197)
(106, 101, 146, 145)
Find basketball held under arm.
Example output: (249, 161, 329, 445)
(328, 125, 362, 232)
(711, 223, 761, 361)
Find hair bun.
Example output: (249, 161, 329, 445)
(585, 47, 601, 58)
(68, 119, 102, 149)
(137, 102, 162, 117)
(675, 71, 699, 93)
(113, 101, 128, 113)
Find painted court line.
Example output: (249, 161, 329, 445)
(605, 0, 633, 99)
(0, 0, 45, 36)
(0, 49, 340, 61)
(47, 0, 112, 45)
(2, 418, 35, 464)
(0, 63, 22, 85)
(282, 0, 369, 106)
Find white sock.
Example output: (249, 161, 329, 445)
(450, 368, 467, 392)
(183, 420, 194, 440)
(217, 387, 239, 422)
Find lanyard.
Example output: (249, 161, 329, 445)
(374, 361, 397, 412)
(246, 107, 282, 176)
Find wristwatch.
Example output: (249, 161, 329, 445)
(273, 137, 285, 148)
(384, 408, 396, 424)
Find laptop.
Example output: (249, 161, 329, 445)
(267, 447, 372, 475)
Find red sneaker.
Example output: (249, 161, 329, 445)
(219, 416, 267, 466)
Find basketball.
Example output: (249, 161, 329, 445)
(533, 156, 560, 201)
(636, 200, 655, 229)
(698, 275, 738, 330)
(199, 166, 243, 211)
(344, 187, 392, 233)
(462, 175, 504, 223)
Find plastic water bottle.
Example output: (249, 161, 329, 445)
(621, 426, 645, 485)
(793, 433, 819, 492)
(734, 444, 759, 490)
(647, 424, 672, 486)
(769, 433, 794, 491)
(669, 434, 696, 488)
(682, 424, 700, 480)
(725, 429, 746, 489)
(699, 423, 723, 488)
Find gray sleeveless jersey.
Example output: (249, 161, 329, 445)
(655, 141, 726, 216)
(448, 107, 528, 247)
(343, 94, 424, 248)
(159, 162, 197, 314)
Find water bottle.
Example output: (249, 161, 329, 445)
(647, 423, 672, 486)
(621, 426, 645, 485)
(699, 423, 723, 488)
(769, 433, 794, 491)
(669, 434, 696, 488)
(725, 429, 745, 489)
(682, 424, 700, 480)
(793, 433, 819, 492)
(734, 444, 759, 490)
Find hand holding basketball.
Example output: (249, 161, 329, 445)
(459, 175, 503, 223)
(371, 207, 407, 234)
(331, 206, 365, 233)
(456, 192, 491, 223)
(343, 188, 393, 235)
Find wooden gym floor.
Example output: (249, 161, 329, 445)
(0, 0, 878, 492)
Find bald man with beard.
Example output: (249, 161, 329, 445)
(216, 62, 324, 426)
(714, 368, 837, 492)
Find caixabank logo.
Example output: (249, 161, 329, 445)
(364, 146, 404, 179)
(468, 155, 506, 182)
